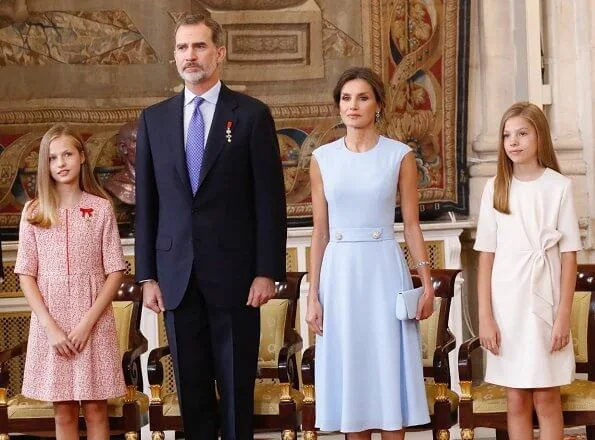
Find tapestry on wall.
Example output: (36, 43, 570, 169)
(282, 0, 471, 224)
(0, 0, 470, 236)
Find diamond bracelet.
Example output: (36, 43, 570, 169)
(411, 260, 431, 270)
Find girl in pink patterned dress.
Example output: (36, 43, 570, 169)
(15, 123, 127, 439)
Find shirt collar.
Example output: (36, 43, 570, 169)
(184, 81, 222, 107)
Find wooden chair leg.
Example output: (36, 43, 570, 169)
(432, 397, 451, 440)
(495, 429, 509, 440)
(458, 397, 475, 440)
(279, 395, 297, 440)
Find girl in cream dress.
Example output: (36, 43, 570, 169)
(475, 102, 581, 440)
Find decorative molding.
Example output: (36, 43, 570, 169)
(0, 108, 144, 125)
(459, 380, 472, 400)
(212, 0, 324, 81)
(229, 31, 301, 59)
(0, 104, 337, 125)
(200, 0, 308, 9)
(302, 384, 315, 404)
(149, 384, 162, 404)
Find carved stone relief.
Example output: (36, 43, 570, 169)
(202, 0, 325, 81)
(200, 0, 308, 9)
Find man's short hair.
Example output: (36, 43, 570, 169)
(174, 13, 224, 47)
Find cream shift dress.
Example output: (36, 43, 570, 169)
(474, 168, 581, 388)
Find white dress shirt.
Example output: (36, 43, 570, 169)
(183, 80, 222, 147)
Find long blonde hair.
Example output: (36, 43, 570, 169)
(493, 102, 561, 214)
(27, 123, 111, 228)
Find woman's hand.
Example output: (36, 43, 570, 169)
(479, 315, 501, 355)
(306, 294, 324, 336)
(68, 319, 93, 352)
(46, 323, 77, 358)
(551, 314, 571, 353)
(416, 285, 435, 320)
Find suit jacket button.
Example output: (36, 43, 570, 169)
(335, 232, 343, 241)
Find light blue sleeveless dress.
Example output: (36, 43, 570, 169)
(313, 136, 430, 432)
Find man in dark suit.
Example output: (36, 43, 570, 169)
(135, 13, 287, 440)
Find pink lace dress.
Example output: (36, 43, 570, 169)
(15, 192, 127, 401)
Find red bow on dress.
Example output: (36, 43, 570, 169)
(80, 208, 93, 218)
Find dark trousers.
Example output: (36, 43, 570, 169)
(164, 274, 260, 440)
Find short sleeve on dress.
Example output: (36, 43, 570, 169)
(312, 145, 324, 168)
(558, 181, 582, 252)
(397, 141, 413, 161)
(14, 204, 38, 277)
(312, 143, 331, 184)
(102, 204, 127, 275)
(474, 179, 498, 253)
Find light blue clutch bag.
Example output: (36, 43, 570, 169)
(395, 286, 424, 320)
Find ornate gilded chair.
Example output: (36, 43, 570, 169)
(147, 271, 307, 440)
(301, 269, 462, 440)
(0, 274, 149, 439)
(458, 264, 595, 440)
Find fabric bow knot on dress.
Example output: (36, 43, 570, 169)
(530, 228, 562, 327)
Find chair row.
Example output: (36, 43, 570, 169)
(0, 272, 307, 439)
(0, 267, 593, 439)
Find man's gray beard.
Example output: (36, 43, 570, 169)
(179, 69, 206, 84)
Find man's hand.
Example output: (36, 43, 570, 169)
(246, 276, 276, 307)
(143, 281, 165, 313)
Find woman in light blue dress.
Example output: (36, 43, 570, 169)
(306, 67, 434, 439)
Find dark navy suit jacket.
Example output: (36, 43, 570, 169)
(135, 83, 287, 309)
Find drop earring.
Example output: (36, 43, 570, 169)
(375, 110, 381, 123)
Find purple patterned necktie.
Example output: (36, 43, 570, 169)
(186, 96, 205, 195)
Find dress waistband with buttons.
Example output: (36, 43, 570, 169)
(329, 226, 395, 243)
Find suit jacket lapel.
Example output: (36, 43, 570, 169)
(166, 92, 193, 198)
(196, 83, 238, 191)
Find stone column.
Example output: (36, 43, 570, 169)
(543, 0, 592, 256)
(467, 0, 519, 214)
